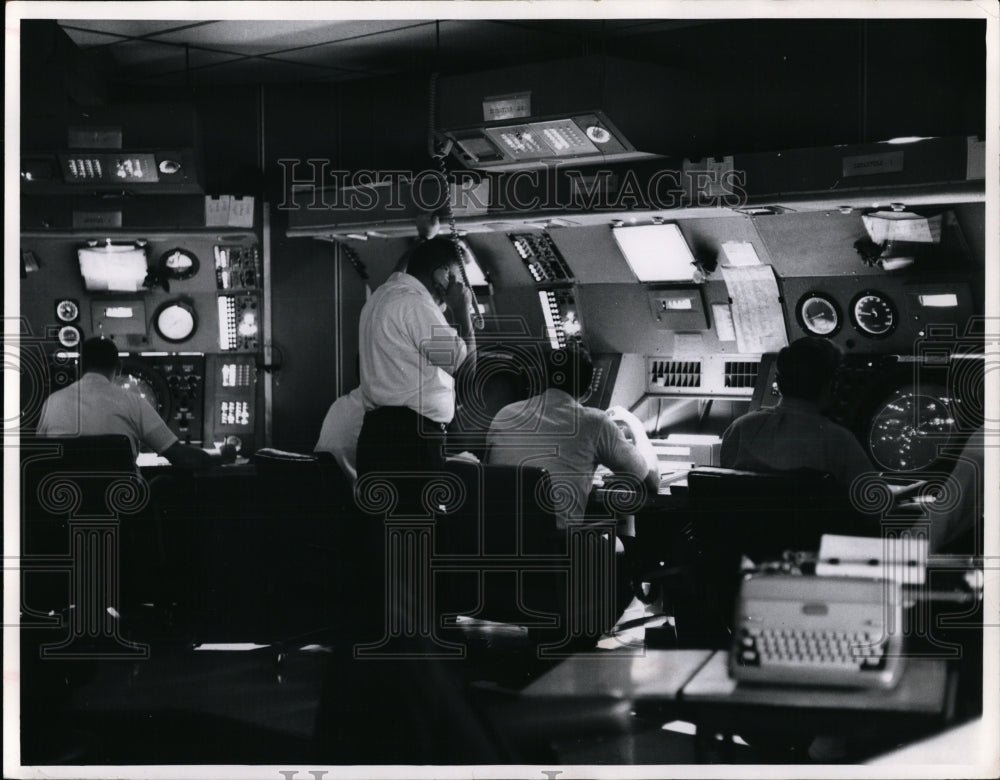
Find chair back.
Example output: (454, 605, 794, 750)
(20, 435, 146, 615)
(679, 466, 871, 647)
(436, 461, 564, 624)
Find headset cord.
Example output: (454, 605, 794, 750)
(433, 142, 484, 330)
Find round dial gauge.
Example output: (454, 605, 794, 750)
(56, 299, 80, 323)
(154, 300, 197, 343)
(868, 388, 956, 472)
(851, 291, 897, 338)
(57, 325, 81, 348)
(796, 292, 841, 336)
(159, 248, 199, 280)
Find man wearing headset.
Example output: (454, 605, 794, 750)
(355, 236, 476, 479)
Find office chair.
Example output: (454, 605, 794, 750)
(20, 434, 154, 624)
(253, 448, 354, 638)
(673, 466, 875, 648)
(436, 461, 623, 660)
(19, 434, 151, 763)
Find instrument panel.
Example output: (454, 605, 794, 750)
(782, 277, 974, 353)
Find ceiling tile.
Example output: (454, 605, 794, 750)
(58, 20, 210, 41)
(104, 39, 243, 76)
(150, 19, 428, 56)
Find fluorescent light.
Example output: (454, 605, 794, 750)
(880, 136, 937, 145)
(613, 224, 697, 282)
(918, 293, 958, 308)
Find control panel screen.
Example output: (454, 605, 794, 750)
(217, 294, 260, 351)
(59, 153, 159, 183)
(539, 289, 583, 348)
(214, 244, 261, 290)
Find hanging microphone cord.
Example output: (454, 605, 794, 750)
(428, 57, 484, 330)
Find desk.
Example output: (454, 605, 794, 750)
(522, 649, 713, 701)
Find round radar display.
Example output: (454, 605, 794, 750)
(115, 360, 169, 418)
(850, 290, 897, 338)
(796, 292, 841, 337)
(154, 300, 197, 343)
(868, 387, 956, 471)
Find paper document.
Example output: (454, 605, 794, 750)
(816, 534, 927, 586)
(720, 265, 788, 353)
(862, 211, 942, 244)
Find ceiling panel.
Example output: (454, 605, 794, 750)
(150, 19, 428, 56)
(101, 38, 243, 73)
(58, 19, 210, 41)
(177, 56, 350, 85)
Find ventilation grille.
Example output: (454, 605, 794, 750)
(650, 360, 702, 388)
(509, 232, 574, 283)
(724, 360, 760, 388)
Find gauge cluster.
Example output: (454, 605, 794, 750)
(784, 277, 972, 353)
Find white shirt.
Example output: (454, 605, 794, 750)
(37, 372, 178, 458)
(720, 396, 874, 488)
(314, 386, 370, 483)
(486, 389, 650, 528)
(358, 272, 468, 424)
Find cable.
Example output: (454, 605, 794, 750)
(428, 69, 484, 330)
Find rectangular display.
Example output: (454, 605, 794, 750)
(91, 299, 147, 338)
(613, 223, 698, 282)
(59, 153, 160, 183)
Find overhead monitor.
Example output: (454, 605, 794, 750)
(613, 223, 698, 283)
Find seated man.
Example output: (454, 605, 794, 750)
(486, 343, 660, 530)
(485, 344, 660, 636)
(37, 336, 229, 469)
(720, 336, 873, 488)
(314, 385, 369, 484)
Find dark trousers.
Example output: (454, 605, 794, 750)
(355, 406, 447, 479)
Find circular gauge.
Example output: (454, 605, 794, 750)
(796, 292, 841, 337)
(868, 387, 956, 471)
(850, 291, 897, 338)
(55, 299, 80, 323)
(159, 248, 199, 280)
(586, 125, 611, 144)
(116, 359, 169, 417)
(57, 325, 81, 349)
(154, 300, 198, 343)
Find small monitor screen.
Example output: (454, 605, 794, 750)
(78, 245, 149, 292)
(613, 223, 698, 282)
(91, 299, 148, 339)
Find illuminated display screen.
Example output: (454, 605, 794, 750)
(59, 153, 160, 183)
(539, 289, 583, 348)
(613, 223, 698, 282)
(105, 306, 135, 318)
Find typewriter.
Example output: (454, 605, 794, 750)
(729, 574, 906, 689)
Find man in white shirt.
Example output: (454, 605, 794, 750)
(37, 337, 224, 469)
(486, 344, 660, 530)
(355, 237, 476, 479)
(720, 337, 873, 488)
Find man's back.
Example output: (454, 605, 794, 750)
(486, 389, 649, 527)
(37, 373, 176, 458)
(720, 398, 873, 488)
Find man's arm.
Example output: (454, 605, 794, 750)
(605, 406, 661, 496)
(161, 441, 237, 470)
